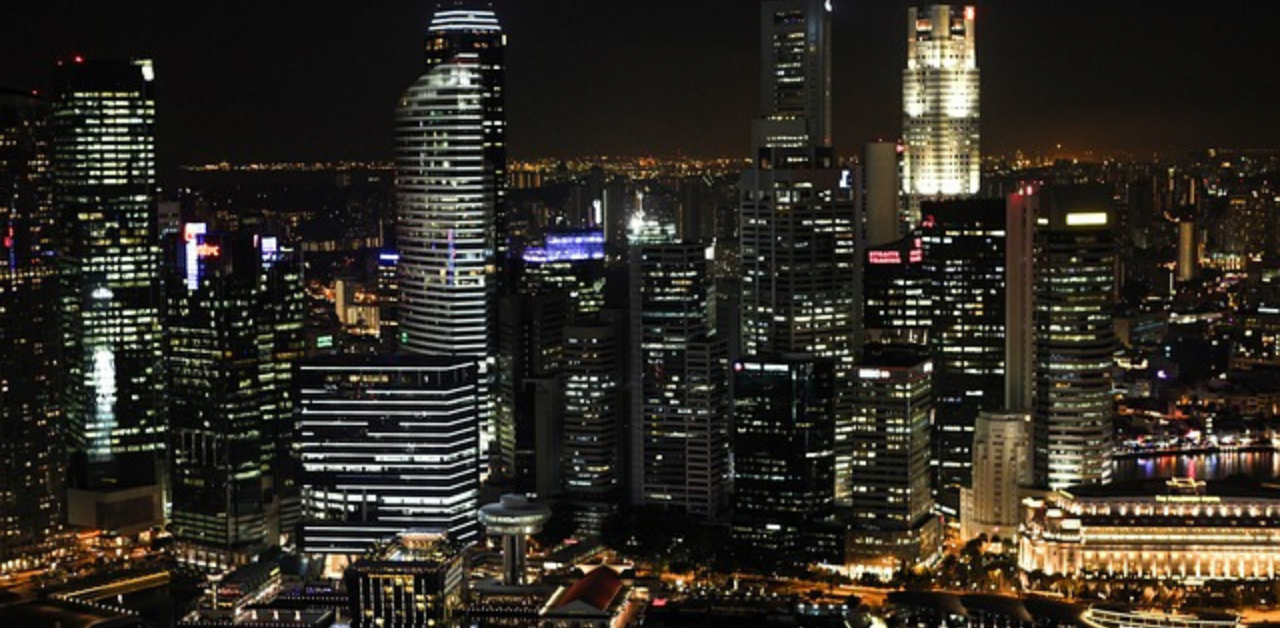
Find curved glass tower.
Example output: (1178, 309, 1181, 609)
(396, 55, 492, 357)
(425, 3, 506, 266)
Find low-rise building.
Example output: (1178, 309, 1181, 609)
(343, 530, 465, 628)
(1019, 477, 1280, 580)
(539, 567, 638, 628)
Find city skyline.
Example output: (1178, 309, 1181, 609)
(5, 0, 1280, 625)
(3, 1, 1279, 172)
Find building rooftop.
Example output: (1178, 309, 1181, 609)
(552, 567, 624, 613)
(860, 343, 931, 369)
(301, 353, 478, 369)
(1062, 475, 1280, 500)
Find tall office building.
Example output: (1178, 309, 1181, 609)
(397, 53, 492, 357)
(298, 357, 481, 554)
(755, 0, 832, 150)
(740, 164, 859, 360)
(167, 225, 304, 569)
(919, 199, 1006, 511)
(741, 0, 859, 520)
(1026, 186, 1118, 489)
(1005, 189, 1037, 412)
(845, 345, 939, 570)
(732, 358, 838, 561)
(400, 3, 508, 479)
(903, 5, 980, 213)
(520, 230, 606, 322)
(560, 321, 623, 534)
(743, 0, 856, 352)
(630, 239, 731, 519)
(0, 89, 62, 567)
(52, 58, 166, 529)
(497, 230, 607, 490)
(425, 2, 507, 267)
(398, 39, 506, 474)
(498, 290, 568, 491)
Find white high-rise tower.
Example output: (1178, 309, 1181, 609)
(397, 55, 492, 357)
(903, 4, 980, 205)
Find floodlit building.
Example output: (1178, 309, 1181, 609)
(344, 530, 465, 628)
(1020, 477, 1280, 581)
(424, 1, 508, 268)
(400, 6, 509, 475)
(959, 411, 1033, 541)
(397, 53, 492, 358)
(903, 4, 980, 214)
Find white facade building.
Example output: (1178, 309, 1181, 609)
(960, 411, 1032, 541)
(903, 5, 980, 206)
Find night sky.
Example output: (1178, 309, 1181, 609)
(3, 1, 1279, 167)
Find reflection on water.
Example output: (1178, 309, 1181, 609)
(1113, 450, 1280, 482)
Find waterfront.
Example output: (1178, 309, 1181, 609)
(1113, 449, 1280, 482)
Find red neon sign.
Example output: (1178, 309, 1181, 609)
(869, 250, 902, 265)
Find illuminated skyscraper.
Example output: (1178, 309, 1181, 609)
(425, 2, 507, 266)
(862, 235, 931, 341)
(400, 4, 508, 478)
(167, 225, 304, 569)
(630, 239, 730, 519)
(740, 0, 859, 518)
(755, 0, 832, 150)
(740, 165, 859, 360)
(919, 199, 1006, 512)
(397, 54, 491, 357)
(845, 344, 939, 570)
(298, 357, 481, 554)
(561, 321, 622, 534)
(499, 230, 604, 487)
(742, 0, 856, 357)
(903, 5, 980, 210)
(0, 89, 61, 567)
(53, 58, 165, 528)
(1024, 186, 1117, 489)
(520, 230, 606, 322)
